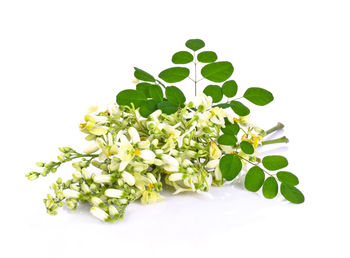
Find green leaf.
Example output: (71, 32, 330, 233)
(243, 87, 274, 106)
(215, 103, 231, 108)
(245, 166, 265, 192)
(218, 134, 237, 146)
(185, 39, 205, 51)
(139, 100, 158, 117)
(219, 154, 242, 181)
(165, 86, 186, 105)
(116, 89, 146, 108)
(197, 51, 217, 63)
(277, 172, 299, 186)
(222, 80, 238, 98)
(262, 177, 278, 199)
(148, 84, 163, 101)
(172, 51, 194, 64)
(221, 118, 240, 135)
(230, 101, 250, 116)
(158, 67, 190, 83)
(134, 67, 155, 82)
(240, 141, 254, 154)
(201, 61, 234, 83)
(203, 85, 223, 103)
(136, 82, 152, 98)
(262, 155, 288, 171)
(157, 101, 178, 115)
(280, 183, 305, 204)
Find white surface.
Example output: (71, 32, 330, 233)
(1, 0, 349, 257)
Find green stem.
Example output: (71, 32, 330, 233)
(261, 136, 289, 145)
(231, 152, 273, 177)
(194, 51, 197, 96)
(156, 79, 166, 89)
(265, 122, 284, 135)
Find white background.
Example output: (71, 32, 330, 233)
(1, 0, 349, 257)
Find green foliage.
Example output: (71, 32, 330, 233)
(116, 89, 146, 108)
(221, 118, 240, 135)
(280, 183, 304, 204)
(262, 176, 278, 199)
(218, 134, 237, 146)
(219, 154, 242, 181)
(203, 85, 223, 103)
(240, 141, 254, 154)
(159, 67, 190, 83)
(139, 100, 158, 117)
(262, 155, 288, 171)
(157, 101, 178, 114)
(165, 86, 186, 105)
(148, 84, 163, 101)
(243, 87, 274, 106)
(222, 80, 238, 98)
(201, 61, 234, 83)
(134, 67, 155, 82)
(230, 100, 250, 116)
(277, 172, 299, 186)
(172, 51, 194, 64)
(244, 166, 265, 192)
(197, 51, 218, 63)
(185, 39, 205, 51)
(136, 82, 152, 98)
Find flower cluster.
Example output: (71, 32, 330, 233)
(27, 93, 275, 222)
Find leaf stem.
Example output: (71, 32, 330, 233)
(156, 79, 166, 89)
(261, 136, 289, 145)
(265, 122, 284, 135)
(231, 151, 273, 177)
(194, 51, 197, 96)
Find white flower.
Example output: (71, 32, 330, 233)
(62, 189, 81, 199)
(90, 207, 109, 221)
(128, 127, 140, 144)
(104, 188, 123, 198)
(161, 154, 179, 172)
(117, 135, 134, 171)
(206, 159, 220, 169)
(138, 149, 156, 164)
(122, 171, 135, 186)
(192, 93, 212, 111)
(168, 173, 183, 181)
(93, 174, 113, 184)
(83, 141, 99, 154)
(209, 107, 226, 126)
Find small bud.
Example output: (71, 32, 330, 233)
(26, 172, 39, 180)
(90, 207, 109, 222)
(81, 168, 91, 179)
(91, 196, 104, 207)
(62, 189, 81, 199)
(108, 205, 119, 216)
(36, 162, 44, 167)
(168, 173, 183, 182)
(56, 177, 63, 184)
(122, 171, 136, 186)
(104, 188, 123, 198)
(81, 183, 91, 194)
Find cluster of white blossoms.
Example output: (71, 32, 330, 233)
(27, 93, 267, 222)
